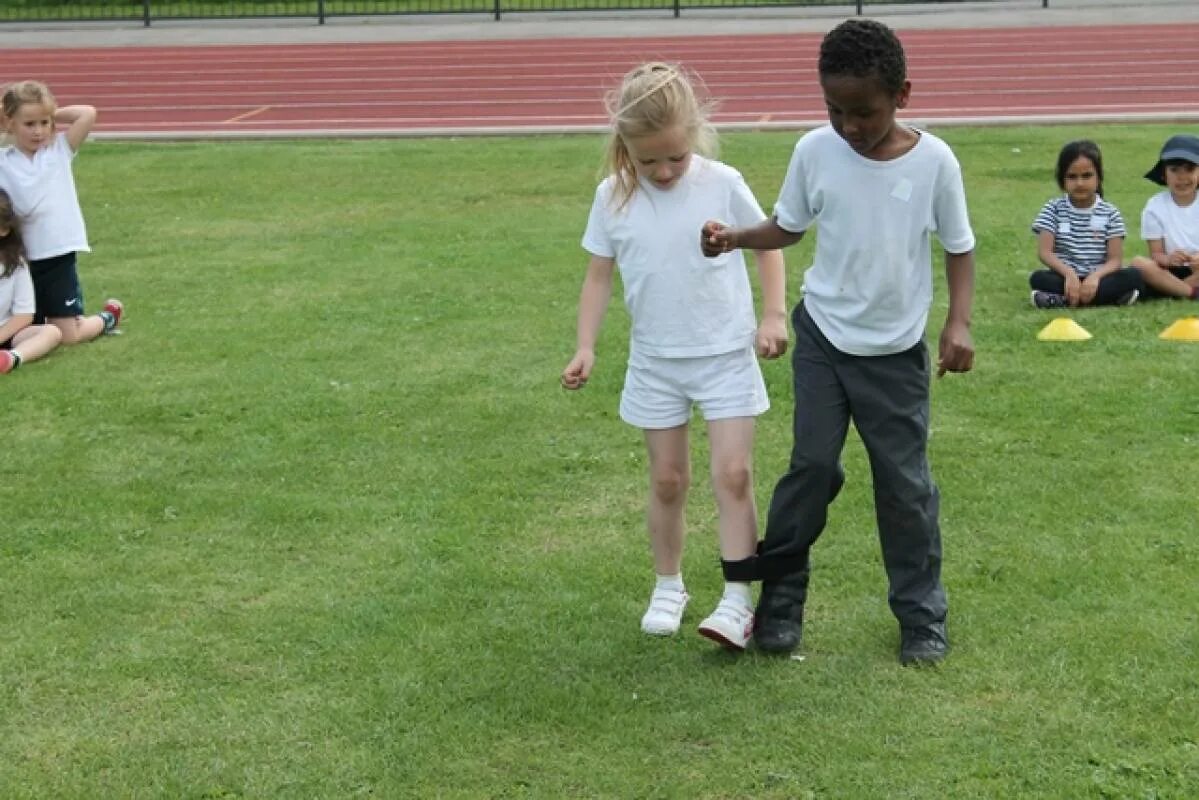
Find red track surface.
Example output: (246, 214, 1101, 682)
(2, 24, 1198, 136)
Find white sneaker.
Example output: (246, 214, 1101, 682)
(640, 585, 689, 636)
(697, 597, 754, 651)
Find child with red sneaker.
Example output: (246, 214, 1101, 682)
(0, 189, 61, 374)
(0, 80, 123, 344)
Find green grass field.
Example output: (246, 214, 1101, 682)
(2, 125, 1197, 798)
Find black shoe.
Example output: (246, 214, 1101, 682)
(899, 622, 949, 666)
(1030, 290, 1067, 309)
(753, 575, 805, 654)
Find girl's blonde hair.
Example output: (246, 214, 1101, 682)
(1, 80, 56, 120)
(1, 81, 57, 147)
(603, 62, 716, 210)
(0, 189, 24, 278)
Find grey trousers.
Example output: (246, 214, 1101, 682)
(757, 303, 947, 627)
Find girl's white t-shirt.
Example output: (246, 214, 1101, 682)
(775, 125, 975, 357)
(582, 156, 767, 358)
(1140, 190, 1199, 255)
(0, 263, 36, 328)
(0, 134, 89, 261)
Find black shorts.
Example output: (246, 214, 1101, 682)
(28, 252, 85, 323)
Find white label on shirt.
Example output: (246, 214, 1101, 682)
(891, 178, 913, 202)
(1090, 215, 1108, 231)
(1058, 222, 1071, 234)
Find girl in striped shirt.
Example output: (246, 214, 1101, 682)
(1029, 140, 1143, 308)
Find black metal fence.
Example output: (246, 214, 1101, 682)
(0, 0, 1029, 25)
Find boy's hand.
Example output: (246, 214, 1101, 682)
(755, 312, 789, 359)
(700, 220, 736, 257)
(1167, 249, 1191, 267)
(936, 321, 974, 378)
(561, 350, 594, 390)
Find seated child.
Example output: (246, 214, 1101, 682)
(1129, 134, 1199, 300)
(0, 188, 61, 374)
(1029, 140, 1142, 309)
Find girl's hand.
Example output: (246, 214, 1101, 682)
(1064, 274, 1083, 306)
(561, 350, 594, 390)
(700, 220, 736, 257)
(1167, 249, 1191, 267)
(1079, 274, 1100, 305)
(755, 313, 789, 359)
(936, 320, 974, 378)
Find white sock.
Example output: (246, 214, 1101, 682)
(723, 581, 752, 608)
(655, 573, 685, 593)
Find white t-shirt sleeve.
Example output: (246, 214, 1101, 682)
(773, 139, 814, 234)
(932, 147, 975, 254)
(1141, 196, 1166, 241)
(727, 169, 768, 228)
(12, 264, 35, 315)
(581, 181, 614, 258)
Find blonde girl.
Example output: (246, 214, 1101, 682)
(0, 189, 61, 374)
(0, 80, 122, 345)
(561, 62, 788, 651)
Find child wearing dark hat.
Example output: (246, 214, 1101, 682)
(1130, 134, 1199, 300)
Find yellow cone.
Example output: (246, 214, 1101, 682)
(1159, 317, 1199, 341)
(1037, 317, 1092, 341)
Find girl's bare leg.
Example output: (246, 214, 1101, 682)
(643, 424, 691, 576)
(1131, 256, 1198, 299)
(48, 314, 106, 345)
(10, 324, 62, 363)
(706, 416, 758, 562)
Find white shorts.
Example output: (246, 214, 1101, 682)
(619, 346, 770, 430)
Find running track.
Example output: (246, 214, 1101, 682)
(1, 23, 1197, 137)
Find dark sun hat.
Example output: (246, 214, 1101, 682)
(1144, 134, 1199, 185)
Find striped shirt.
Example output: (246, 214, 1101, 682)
(1031, 195, 1125, 276)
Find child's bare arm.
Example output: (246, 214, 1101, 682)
(751, 247, 788, 358)
(1036, 230, 1075, 277)
(1089, 236, 1124, 279)
(561, 255, 615, 390)
(55, 105, 97, 152)
(0, 313, 32, 344)
(937, 250, 974, 378)
(702, 216, 803, 256)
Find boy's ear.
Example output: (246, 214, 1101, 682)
(895, 79, 912, 110)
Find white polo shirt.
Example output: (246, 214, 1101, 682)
(775, 125, 975, 356)
(582, 156, 768, 358)
(0, 134, 90, 261)
(0, 264, 36, 328)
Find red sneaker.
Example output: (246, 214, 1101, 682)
(0, 350, 14, 374)
(102, 298, 124, 331)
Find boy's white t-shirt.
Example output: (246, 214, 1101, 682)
(0, 134, 90, 261)
(582, 155, 767, 358)
(774, 125, 975, 357)
(0, 263, 36, 329)
(1140, 190, 1199, 255)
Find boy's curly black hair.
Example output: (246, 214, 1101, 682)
(818, 19, 907, 95)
